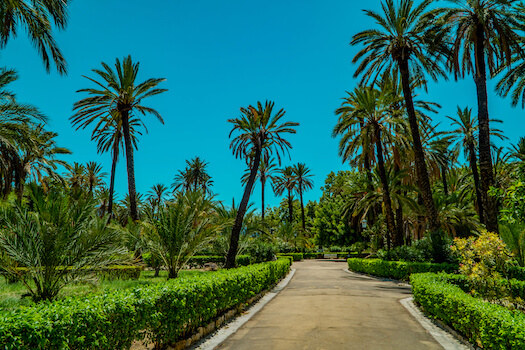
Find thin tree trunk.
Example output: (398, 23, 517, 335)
(300, 187, 306, 231)
(121, 111, 138, 221)
(374, 126, 395, 250)
(287, 188, 293, 223)
(468, 144, 484, 223)
(225, 147, 261, 268)
(261, 179, 265, 222)
(398, 59, 440, 232)
(107, 140, 118, 217)
(474, 28, 498, 233)
(393, 160, 404, 246)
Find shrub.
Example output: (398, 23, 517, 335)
(347, 258, 457, 281)
(0, 186, 132, 302)
(142, 191, 226, 279)
(452, 231, 513, 300)
(277, 255, 293, 265)
(278, 252, 303, 261)
(411, 272, 525, 349)
(246, 241, 276, 263)
(0, 259, 291, 350)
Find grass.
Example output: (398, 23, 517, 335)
(0, 269, 210, 314)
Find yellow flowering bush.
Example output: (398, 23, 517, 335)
(451, 231, 513, 300)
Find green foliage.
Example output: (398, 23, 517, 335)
(277, 253, 303, 261)
(142, 191, 226, 278)
(245, 241, 276, 263)
(313, 195, 352, 247)
(0, 185, 131, 302)
(377, 237, 449, 263)
(500, 221, 525, 267)
(0, 259, 290, 350)
(411, 273, 525, 349)
(347, 258, 457, 281)
(452, 231, 513, 300)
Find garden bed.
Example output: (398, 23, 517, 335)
(0, 259, 291, 350)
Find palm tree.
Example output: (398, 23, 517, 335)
(172, 167, 192, 193)
(333, 87, 401, 249)
(226, 101, 298, 268)
(273, 166, 298, 224)
(351, 0, 448, 234)
(84, 161, 107, 195)
(293, 164, 314, 231)
(71, 55, 167, 221)
(187, 157, 213, 194)
(91, 113, 143, 217)
(433, 0, 524, 233)
(147, 183, 168, 215)
(241, 159, 277, 223)
(0, 0, 69, 74)
(66, 162, 85, 194)
(509, 137, 525, 162)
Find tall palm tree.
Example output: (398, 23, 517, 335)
(71, 55, 167, 221)
(333, 87, 401, 249)
(172, 167, 192, 193)
(273, 166, 298, 224)
(351, 0, 448, 234)
(187, 157, 213, 193)
(433, 0, 525, 233)
(92, 113, 143, 217)
(226, 100, 298, 268)
(241, 159, 277, 223)
(293, 163, 314, 231)
(66, 162, 85, 194)
(0, 0, 69, 74)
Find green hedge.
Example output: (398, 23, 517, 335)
(0, 259, 291, 350)
(1, 266, 143, 283)
(411, 273, 525, 349)
(347, 258, 457, 281)
(277, 255, 293, 265)
(277, 253, 303, 261)
(506, 266, 525, 280)
(142, 254, 251, 269)
(303, 252, 356, 259)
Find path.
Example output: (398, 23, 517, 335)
(216, 259, 444, 350)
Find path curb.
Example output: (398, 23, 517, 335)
(192, 268, 296, 350)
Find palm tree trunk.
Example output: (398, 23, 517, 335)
(468, 144, 484, 223)
(107, 140, 118, 217)
(374, 126, 395, 250)
(121, 111, 138, 221)
(225, 147, 261, 268)
(287, 188, 293, 223)
(300, 187, 306, 231)
(441, 166, 448, 196)
(398, 59, 440, 232)
(261, 179, 265, 222)
(474, 28, 498, 233)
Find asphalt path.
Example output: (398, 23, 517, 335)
(216, 260, 444, 350)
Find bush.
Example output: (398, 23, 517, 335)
(278, 253, 303, 261)
(0, 259, 291, 350)
(246, 241, 276, 263)
(187, 255, 251, 268)
(347, 258, 457, 281)
(277, 255, 293, 265)
(411, 272, 525, 349)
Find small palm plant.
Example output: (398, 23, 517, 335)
(0, 184, 131, 302)
(142, 190, 226, 279)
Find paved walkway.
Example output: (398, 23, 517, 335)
(217, 260, 444, 350)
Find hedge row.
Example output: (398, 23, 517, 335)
(1, 266, 143, 283)
(347, 258, 458, 281)
(277, 253, 303, 261)
(142, 253, 251, 269)
(0, 259, 291, 350)
(303, 252, 357, 259)
(411, 273, 525, 349)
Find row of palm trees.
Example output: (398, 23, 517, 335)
(347, 0, 525, 245)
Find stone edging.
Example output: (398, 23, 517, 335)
(186, 268, 296, 350)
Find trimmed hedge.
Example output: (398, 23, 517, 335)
(411, 273, 525, 349)
(303, 252, 356, 259)
(0, 259, 291, 350)
(347, 258, 457, 281)
(277, 255, 293, 265)
(1, 266, 143, 283)
(142, 254, 252, 269)
(277, 253, 303, 261)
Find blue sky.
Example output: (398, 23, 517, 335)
(1, 0, 523, 209)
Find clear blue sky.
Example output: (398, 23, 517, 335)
(1, 0, 523, 209)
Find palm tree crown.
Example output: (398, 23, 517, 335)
(71, 55, 167, 221)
